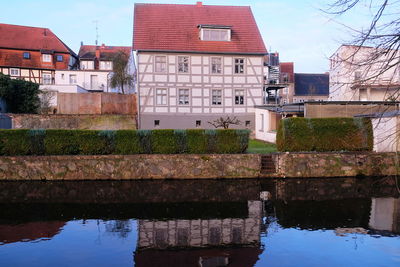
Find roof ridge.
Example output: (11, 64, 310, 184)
(134, 3, 250, 8)
(0, 23, 50, 31)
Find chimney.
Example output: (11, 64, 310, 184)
(80, 41, 83, 46)
(196, 1, 202, 7)
(95, 47, 100, 60)
(101, 43, 105, 49)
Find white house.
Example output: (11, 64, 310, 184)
(329, 45, 400, 101)
(133, 2, 267, 129)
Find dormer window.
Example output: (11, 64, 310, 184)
(199, 25, 231, 41)
(42, 54, 52, 63)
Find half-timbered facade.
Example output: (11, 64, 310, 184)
(0, 23, 77, 84)
(133, 2, 267, 129)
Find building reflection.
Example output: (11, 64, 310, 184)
(134, 201, 264, 267)
(369, 198, 400, 234)
(0, 221, 65, 245)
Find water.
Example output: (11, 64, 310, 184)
(0, 178, 399, 266)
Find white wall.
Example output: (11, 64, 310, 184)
(329, 45, 400, 101)
(255, 108, 277, 143)
(372, 116, 399, 152)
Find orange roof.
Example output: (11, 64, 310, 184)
(133, 3, 267, 55)
(0, 23, 73, 53)
(78, 45, 131, 60)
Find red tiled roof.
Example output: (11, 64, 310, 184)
(0, 23, 73, 53)
(133, 3, 267, 54)
(78, 45, 131, 60)
(280, 62, 294, 83)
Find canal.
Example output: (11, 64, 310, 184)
(0, 177, 399, 266)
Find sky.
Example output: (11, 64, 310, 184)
(1, 0, 377, 73)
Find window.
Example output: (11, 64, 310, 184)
(234, 58, 244, 74)
(80, 61, 94, 70)
(100, 61, 113, 70)
(156, 88, 167, 105)
(69, 74, 77, 84)
(23, 52, 30, 59)
(196, 120, 201, 127)
(56, 55, 63, 62)
(211, 57, 222, 74)
(178, 89, 190, 105)
(212, 90, 222, 105)
(245, 121, 250, 127)
(155, 56, 166, 73)
(178, 56, 189, 73)
(202, 29, 230, 41)
(42, 73, 52, 85)
(42, 54, 52, 63)
(235, 90, 244, 105)
(154, 120, 160, 127)
(260, 114, 264, 132)
(10, 68, 19, 76)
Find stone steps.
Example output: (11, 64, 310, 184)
(260, 154, 275, 174)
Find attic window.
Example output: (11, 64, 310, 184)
(23, 52, 30, 59)
(199, 25, 231, 41)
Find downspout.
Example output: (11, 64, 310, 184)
(136, 52, 141, 129)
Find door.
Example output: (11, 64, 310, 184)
(90, 75, 98, 90)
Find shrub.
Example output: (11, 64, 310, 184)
(186, 129, 207, 153)
(151, 129, 177, 154)
(276, 117, 373, 152)
(114, 130, 141, 154)
(0, 129, 30, 155)
(0, 129, 250, 155)
(44, 130, 80, 155)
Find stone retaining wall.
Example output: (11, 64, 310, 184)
(271, 152, 400, 178)
(8, 114, 136, 130)
(0, 152, 398, 180)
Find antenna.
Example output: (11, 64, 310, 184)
(93, 20, 99, 45)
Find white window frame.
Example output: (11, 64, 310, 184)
(10, 68, 20, 76)
(100, 61, 113, 70)
(156, 88, 167, 105)
(211, 57, 222, 74)
(212, 90, 222, 105)
(234, 58, 245, 74)
(155, 56, 167, 73)
(177, 56, 189, 73)
(201, 28, 231, 41)
(42, 73, 52, 85)
(69, 74, 77, 84)
(178, 89, 190, 105)
(42, 54, 52, 63)
(234, 90, 245, 105)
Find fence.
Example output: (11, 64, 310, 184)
(57, 93, 136, 115)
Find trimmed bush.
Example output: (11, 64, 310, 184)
(151, 129, 177, 154)
(0, 129, 30, 155)
(276, 117, 373, 152)
(0, 129, 250, 155)
(114, 130, 141, 154)
(187, 129, 207, 153)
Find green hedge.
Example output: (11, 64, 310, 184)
(0, 129, 250, 156)
(276, 117, 373, 152)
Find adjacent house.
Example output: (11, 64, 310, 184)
(329, 44, 400, 101)
(293, 73, 329, 103)
(0, 23, 78, 84)
(133, 2, 267, 129)
(49, 44, 134, 93)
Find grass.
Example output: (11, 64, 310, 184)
(246, 139, 277, 154)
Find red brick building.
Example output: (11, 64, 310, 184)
(0, 23, 78, 85)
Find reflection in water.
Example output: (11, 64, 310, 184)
(369, 198, 400, 233)
(0, 178, 398, 266)
(0, 221, 65, 245)
(137, 201, 262, 250)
